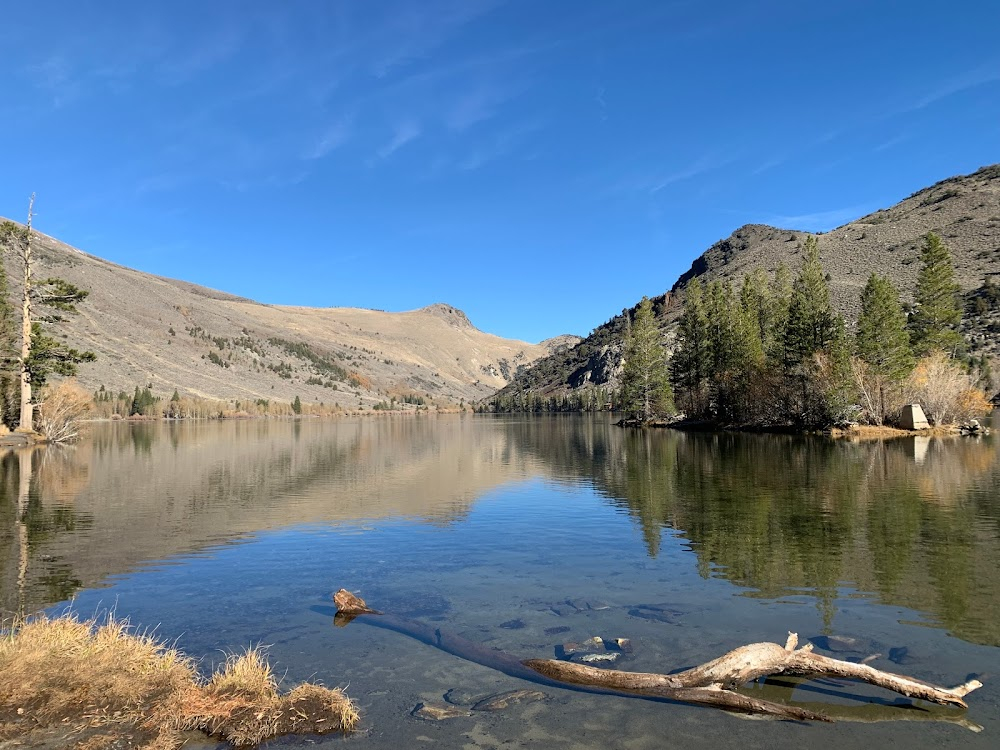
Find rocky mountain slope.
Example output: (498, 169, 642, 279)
(496, 164, 1000, 400)
(0, 225, 578, 407)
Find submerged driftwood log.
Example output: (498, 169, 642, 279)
(332, 589, 983, 724)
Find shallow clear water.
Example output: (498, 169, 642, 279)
(2, 414, 1000, 748)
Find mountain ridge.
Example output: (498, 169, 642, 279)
(0, 219, 580, 407)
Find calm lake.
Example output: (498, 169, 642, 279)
(2, 414, 1000, 748)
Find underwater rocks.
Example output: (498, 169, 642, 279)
(472, 690, 547, 712)
(412, 702, 471, 721)
(627, 603, 683, 624)
(557, 635, 633, 664)
(549, 599, 611, 616)
(415, 689, 547, 720)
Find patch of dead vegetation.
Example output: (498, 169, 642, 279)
(827, 424, 958, 440)
(0, 614, 358, 749)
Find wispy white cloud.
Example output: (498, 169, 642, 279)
(136, 173, 190, 195)
(650, 157, 722, 193)
(305, 116, 354, 159)
(24, 55, 81, 107)
(759, 203, 875, 232)
(368, 0, 504, 79)
(872, 132, 908, 153)
(605, 154, 728, 197)
(907, 63, 1000, 112)
(376, 119, 421, 159)
(156, 24, 246, 84)
(445, 84, 516, 131)
(221, 169, 310, 193)
(456, 118, 543, 171)
(750, 155, 785, 176)
(595, 85, 608, 122)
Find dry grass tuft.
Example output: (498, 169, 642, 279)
(0, 614, 358, 749)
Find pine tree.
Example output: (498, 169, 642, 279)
(767, 263, 794, 365)
(703, 280, 762, 421)
(908, 232, 962, 356)
(739, 268, 771, 358)
(784, 237, 835, 367)
(855, 274, 913, 423)
(619, 296, 673, 423)
(669, 279, 711, 416)
(706, 280, 735, 379)
(291, 395, 302, 415)
(821, 316, 854, 423)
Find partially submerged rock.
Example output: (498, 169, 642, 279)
(889, 646, 920, 666)
(472, 690, 547, 712)
(627, 603, 683, 624)
(557, 635, 633, 663)
(960, 419, 990, 436)
(412, 701, 471, 721)
(443, 687, 480, 706)
(809, 635, 882, 656)
(550, 599, 612, 616)
(579, 652, 619, 664)
(431, 688, 548, 716)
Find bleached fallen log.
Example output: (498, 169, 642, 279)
(524, 633, 981, 709)
(332, 590, 982, 724)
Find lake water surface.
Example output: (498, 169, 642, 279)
(2, 414, 1000, 748)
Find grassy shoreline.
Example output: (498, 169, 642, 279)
(0, 613, 358, 749)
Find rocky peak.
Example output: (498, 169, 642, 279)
(421, 303, 474, 329)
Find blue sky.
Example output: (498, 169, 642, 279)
(1, 1, 998, 343)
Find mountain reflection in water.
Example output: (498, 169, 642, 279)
(2, 415, 999, 647)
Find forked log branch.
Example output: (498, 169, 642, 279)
(332, 589, 983, 724)
(525, 633, 981, 709)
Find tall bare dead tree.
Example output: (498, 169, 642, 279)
(0, 195, 95, 433)
(17, 195, 36, 431)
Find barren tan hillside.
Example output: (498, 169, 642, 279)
(0, 225, 577, 406)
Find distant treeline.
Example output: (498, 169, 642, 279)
(481, 386, 611, 414)
(89, 384, 443, 420)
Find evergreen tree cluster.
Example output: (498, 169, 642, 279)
(670, 232, 970, 428)
(130, 385, 159, 416)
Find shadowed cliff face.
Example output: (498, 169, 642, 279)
(3, 415, 1000, 646)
